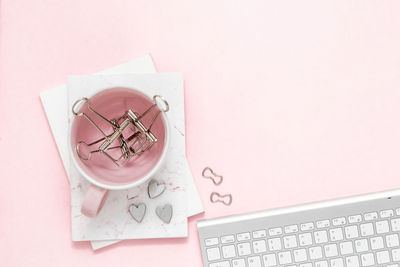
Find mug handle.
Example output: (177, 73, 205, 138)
(81, 185, 109, 217)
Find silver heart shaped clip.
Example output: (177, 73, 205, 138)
(210, 192, 232, 206)
(155, 204, 173, 223)
(148, 179, 166, 199)
(128, 203, 146, 223)
(202, 167, 223, 185)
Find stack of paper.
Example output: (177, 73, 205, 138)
(40, 55, 203, 250)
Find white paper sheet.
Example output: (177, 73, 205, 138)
(40, 55, 203, 250)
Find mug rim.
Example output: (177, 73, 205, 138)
(68, 87, 170, 191)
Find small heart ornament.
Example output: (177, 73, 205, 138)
(129, 203, 146, 223)
(155, 204, 173, 223)
(148, 180, 166, 199)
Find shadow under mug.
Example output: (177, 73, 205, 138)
(69, 87, 170, 217)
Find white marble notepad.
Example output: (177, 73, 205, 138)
(40, 55, 203, 250)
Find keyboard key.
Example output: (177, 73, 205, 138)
(252, 230, 266, 239)
(205, 238, 219, 247)
(376, 220, 390, 234)
(360, 253, 374, 266)
(232, 259, 245, 267)
(330, 258, 344, 267)
(380, 209, 394, 218)
(207, 247, 221, 261)
(262, 254, 277, 267)
(396, 208, 400, 215)
(278, 251, 292, 264)
(268, 238, 282, 251)
(324, 244, 338, 257)
(386, 233, 400, 247)
(237, 242, 251, 256)
(339, 241, 354, 255)
(284, 224, 298, 233)
(252, 240, 267, 253)
(376, 250, 390, 264)
(329, 228, 344, 241)
(309, 246, 323, 260)
(209, 261, 230, 267)
(299, 264, 312, 267)
(268, 227, 282, 236)
(293, 248, 307, 262)
(300, 222, 314, 231)
(283, 235, 297, 249)
(315, 260, 328, 267)
(360, 223, 374, 236)
(221, 245, 236, 259)
(314, 230, 328, 244)
(237, 232, 250, 241)
(317, 220, 330, 228)
(392, 248, 400, 261)
(332, 217, 346, 226)
(355, 239, 369, 252)
(348, 214, 362, 223)
(345, 225, 359, 239)
(299, 233, 312, 246)
(221, 235, 235, 244)
(247, 256, 262, 267)
(391, 218, 400, 231)
(364, 212, 378, 221)
(370, 236, 384, 250)
(345, 256, 360, 267)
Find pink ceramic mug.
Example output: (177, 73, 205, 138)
(69, 87, 170, 217)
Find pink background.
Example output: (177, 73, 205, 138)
(1, 1, 400, 266)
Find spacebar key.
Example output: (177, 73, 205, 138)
(210, 261, 230, 267)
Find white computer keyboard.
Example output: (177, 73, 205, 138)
(197, 190, 400, 267)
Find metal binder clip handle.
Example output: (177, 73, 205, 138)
(154, 95, 169, 112)
(210, 192, 232, 206)
(202, 167, 223, 185)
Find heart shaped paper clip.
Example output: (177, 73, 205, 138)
(155, 204, 173, 223)
(148, 180, 166, 199)
(210, 192, 232, 206)
(202, 167, 223, 185)
(128, 203, 146, 223)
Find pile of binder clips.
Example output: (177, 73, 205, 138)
(71, 95, 169, 167)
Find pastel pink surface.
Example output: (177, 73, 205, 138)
(1, 1, 400, 266)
